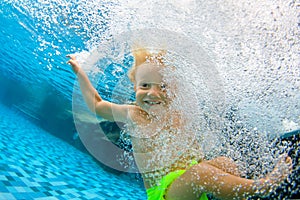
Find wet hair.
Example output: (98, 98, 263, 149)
(128, 47, 166, 83)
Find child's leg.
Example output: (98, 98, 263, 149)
(165, 156, 292, 200)
(203, 156, 241, 176)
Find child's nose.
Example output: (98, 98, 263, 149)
(148, 85, 161, 96)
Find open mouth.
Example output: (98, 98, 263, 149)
(144, 100, 162, 106)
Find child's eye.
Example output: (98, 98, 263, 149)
(140, 83, 150, 89)
(160, 83, 167, 90)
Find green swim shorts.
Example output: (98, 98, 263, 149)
(146, 161, 208, 200)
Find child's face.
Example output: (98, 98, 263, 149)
(134, 63, 169, 115)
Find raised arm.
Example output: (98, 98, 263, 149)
(67, 55, 132, 122)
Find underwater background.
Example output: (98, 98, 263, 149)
(1, 0, 299, 199)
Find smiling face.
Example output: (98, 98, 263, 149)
(134, 63, 169, 115)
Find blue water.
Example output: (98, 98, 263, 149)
(0, 1, 146, 199)
(0, 104, 146, 199)
(0, 0, 299, 199)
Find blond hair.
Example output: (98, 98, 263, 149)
(128, 47, 166, 83)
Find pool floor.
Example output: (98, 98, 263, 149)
(0, 104, 146, 200)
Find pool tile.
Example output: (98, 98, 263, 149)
(0, 104, 147, 200)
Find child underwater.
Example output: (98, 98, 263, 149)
(67, 48, 292, 200)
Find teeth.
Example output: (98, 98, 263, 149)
(145, 101, 160, 105)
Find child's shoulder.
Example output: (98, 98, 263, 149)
(127, 105, 149, 124)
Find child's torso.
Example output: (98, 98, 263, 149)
(128, 109, 203, 188)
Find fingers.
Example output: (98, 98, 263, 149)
(66, 54, 77, 66)
(285, 156, 293, 170)
(66, 54, 80, 73)
(66, 55, 76, 65)
(278, 154, 293, 171)
(66, 54, 76, 60)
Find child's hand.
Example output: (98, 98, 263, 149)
(67, 55, 80, 74)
